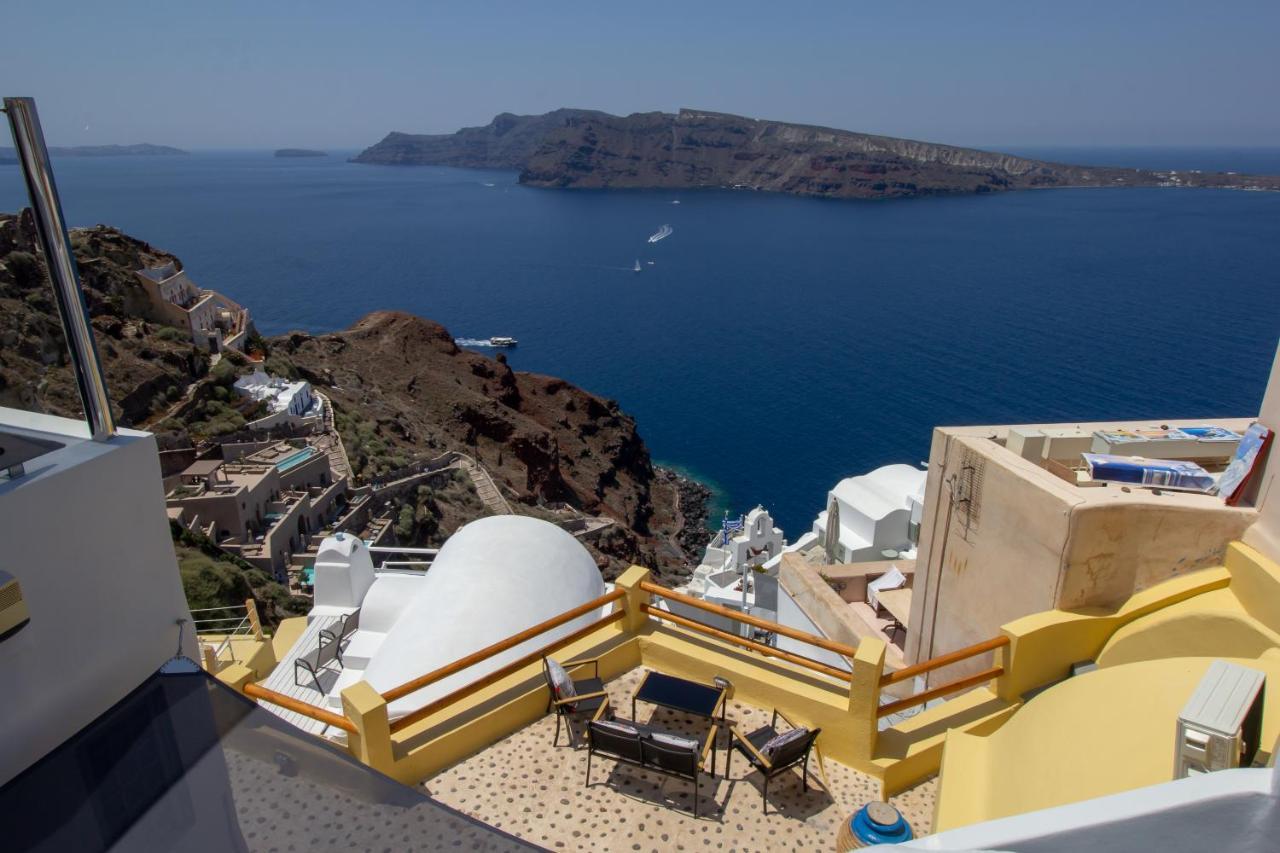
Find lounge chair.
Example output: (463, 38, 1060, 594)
(319, 609, 360, 663)
(867, 565, 907, 611)
(585, 699, 717, 818)
(543, 654, 609, 746)
(294, 632, 340, 689)
(728, 709, 822, 814)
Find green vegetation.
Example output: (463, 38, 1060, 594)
(171, 520, 308, 629)
(154, 325, 186, 342)
(334, 404, 396, 481)
(389, 470, 484, 547)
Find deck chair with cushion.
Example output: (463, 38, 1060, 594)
(319, 609, 360, 663)
(543, 655, 608, 747)
(867, 565, 907, 611)
(728, 708, 822, 814)
(585, 699, 718, 818)
(294, 632, 340, 689)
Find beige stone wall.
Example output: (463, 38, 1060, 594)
(907, 418, 1259, 687)
(1244, 344, 1280, 563)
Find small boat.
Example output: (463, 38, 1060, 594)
(633, 259, 642, 273)
(488, 336, 518, 347)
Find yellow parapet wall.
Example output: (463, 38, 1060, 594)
(934, 542, 1280, 831)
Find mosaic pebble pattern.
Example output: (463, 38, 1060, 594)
(425, 667, 936, 851)
(224, 748, 530, 850)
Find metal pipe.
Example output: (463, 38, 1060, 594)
(4, 97, 116, 440)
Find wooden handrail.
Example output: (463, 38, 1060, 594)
(388, 609, 626, 733)
(642, 603, 851, 682)
(880, 634, 1010, 687)
(244, 681, 357, 733)
(876, 665, 1004, 718)
(639, 580, 858, 659)
(382, 588, 626, 702)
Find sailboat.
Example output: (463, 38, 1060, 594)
(633, 259, 642, 273)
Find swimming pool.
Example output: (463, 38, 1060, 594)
(276, 447, 317, 472)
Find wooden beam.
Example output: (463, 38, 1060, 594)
(387, 609, 626, 734)
(876, 666, 1004, 718)
(642, 604, 852, 682)
(244, 681, 357, 733)
(382, 588, 625, 702)
(639, 580, 858, 659)
(880, 635, 1009, 686)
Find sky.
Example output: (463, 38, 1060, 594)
(4, 1, 1279, 150)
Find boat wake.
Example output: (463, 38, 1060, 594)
(647, 224, 674, 243)
(456, 338, 496, 347)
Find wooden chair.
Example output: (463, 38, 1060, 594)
(728, 709, 822, 814)
(542, 654, 608, 747)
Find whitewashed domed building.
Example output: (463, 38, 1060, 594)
(264, 515, 610, 730)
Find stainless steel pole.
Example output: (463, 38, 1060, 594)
(4, 96, 115, 440)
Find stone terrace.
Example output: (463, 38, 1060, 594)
(423, 666, 936, 851)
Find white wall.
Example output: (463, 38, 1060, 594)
(776, 588, 853, 672)
(0, 409, 196, 785)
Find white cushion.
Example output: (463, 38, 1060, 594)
(545, 658, 577, 701)
(594, 720, 638, 736)
(649, 731, 699, 751)
(761, 727, 809, 761)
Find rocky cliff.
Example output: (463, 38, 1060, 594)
(0, 213, 704, 580)
(352, 109, 609, 168)
(270, 312, 698, 578)
(354, 108, 1280, 199)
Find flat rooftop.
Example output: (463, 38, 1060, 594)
(422, 665, 936, 849)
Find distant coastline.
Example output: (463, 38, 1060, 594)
(275, 148, 327, 158)
(0, 143, 187, 158)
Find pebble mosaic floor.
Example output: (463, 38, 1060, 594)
(424, 666, 937, 852)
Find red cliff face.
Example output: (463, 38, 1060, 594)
(274, 311, 699, 579)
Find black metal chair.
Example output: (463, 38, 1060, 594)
(542, 655, 608, 746)
(728, 709, 822, 814)
(585, 700, 717, 818)
(294, 632, 340, 689)
(319, 609, 360, 664)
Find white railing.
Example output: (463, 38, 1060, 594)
(191, 601, 261, 665)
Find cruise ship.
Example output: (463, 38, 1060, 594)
(5, 96, 1280, 852)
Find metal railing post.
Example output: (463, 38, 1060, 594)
(4, 96, 116, 440)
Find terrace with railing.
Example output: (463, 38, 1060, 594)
(215, 561, 1037, 844)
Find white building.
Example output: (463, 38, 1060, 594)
(263, 515, 611, 729)
(135, 261, 251, 352)
(803, 464, 927, 564)
(233, 368, 318, 420)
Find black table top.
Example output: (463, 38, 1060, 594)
(634, 671, 724, 718)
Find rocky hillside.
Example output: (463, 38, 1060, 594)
(0, 212, 705, 581)
(269, 312, 699, 578)
(353, 108, 1280, 199)
(0, 212, 213, 426)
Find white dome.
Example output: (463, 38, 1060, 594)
(362, 515, 606, 717)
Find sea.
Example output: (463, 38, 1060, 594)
(3, 147, 1279, 538)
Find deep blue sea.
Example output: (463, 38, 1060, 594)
(3, 147, 1279, 537)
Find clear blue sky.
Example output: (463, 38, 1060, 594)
(5, 0, 1278, 150)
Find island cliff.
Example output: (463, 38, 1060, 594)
(353, 108, 1280, 199)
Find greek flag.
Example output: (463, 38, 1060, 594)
(723, 516, 744, 532)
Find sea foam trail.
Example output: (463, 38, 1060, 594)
(648, 224, 674, 243)
(455, 338, 496, 347)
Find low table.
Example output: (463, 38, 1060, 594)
(632, 670, 728, 727)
